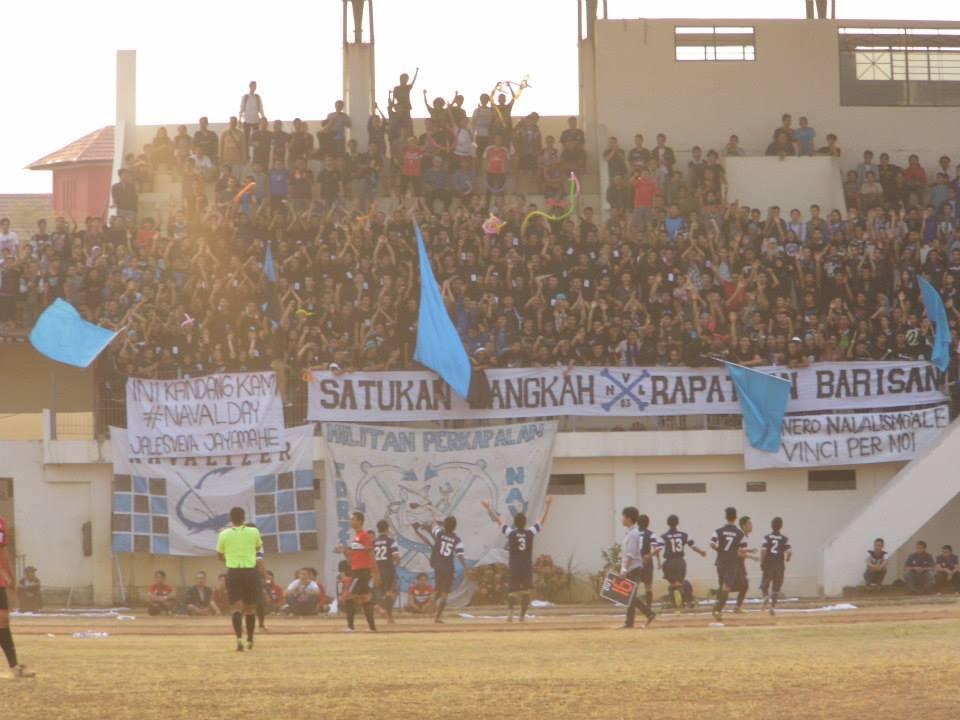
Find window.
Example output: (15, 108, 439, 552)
(548, 474, 585, 495)
(656, 482, 706, 494)
(746, 481, 767, 493)
(675, 26, 755, 62)
(808, 470, 856, 491)
(840, 27, 960, 106)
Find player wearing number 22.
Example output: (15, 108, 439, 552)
(482, 496, 554, 623)
(429, 512, 467, 624)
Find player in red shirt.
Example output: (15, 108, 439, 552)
(337, 511, 380, 632)
(399, 136, 423, 198)
(0, 516, 35, 678)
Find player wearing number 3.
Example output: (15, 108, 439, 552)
(481, 496, 554, 623)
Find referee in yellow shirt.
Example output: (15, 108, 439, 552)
(216, 507, 263, 651)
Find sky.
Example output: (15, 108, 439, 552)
(3, 0, 955, 194)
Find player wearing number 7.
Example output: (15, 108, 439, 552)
(710, 506, 750, 622)
(481, 496, 554, 623)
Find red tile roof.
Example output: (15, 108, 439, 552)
(28, 126, 114, 170)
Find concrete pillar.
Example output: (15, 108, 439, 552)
(112, 50, 137, 191)
(91, 472, 115, 605)
(343, 0, 375, 147)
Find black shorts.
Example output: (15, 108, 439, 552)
(508, 567, 534, 594)
(378, 568, 398, 593)
(435, 565, 455, 594)
(638, 563, 654, 586)
(0, 586, 8, 611)
(761, 564, 785, 593)
(226, 568, 262, 606)
(662, 558, 687, 584)
(717, 562, 745, 591)
(348, 569, 372, 596)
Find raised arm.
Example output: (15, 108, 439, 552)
(538, 495, 554, 527)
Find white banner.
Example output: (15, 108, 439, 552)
(110, 425, 317, 556)
(126, 371, 285, 459)
(322, 421, 557, 593)
(308, 362, 946, 422)
(744, 405, 951, 469)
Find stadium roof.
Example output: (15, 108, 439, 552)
(27, 126, 114, 170)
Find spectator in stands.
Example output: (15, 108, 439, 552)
(903, 541, 935, 594)
(864, 538, 888, 586)
(321, 100, 352, 156)
(112, 169, 139, 219)
(817, 133, 841, 157)
(603, 137, 628, 180)
(184, 570, 219, 616)
(146, 570, 176, 615)
(934, 545, 959, 593)
(630, 169, 657, 232)
(766, 130, 796, 158)
(723, 134, 744, 157)
(795, 116, 816, 156)
(560, 117, 586, 171)
(773, 113, 795, 145)
(193, 116, 218, 163)
(284, 568, 322, 615)
(220, 116, 246, 167)
(628, 134, 651, 171)
(239, 80, 265, 153)
(0, 218, 17, 256)
(17, 566, 42, 613)
(652, 133, 675, 171)
(407, 573, 435, 614)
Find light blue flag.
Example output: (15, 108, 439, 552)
(919, 276, 951, 372)
(413, 221, 471, 399)
(264, 242, 276, 283)
(725, 362, 791, 453)
(29, 298, 118, 368)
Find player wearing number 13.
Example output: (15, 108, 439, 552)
(481, 496, 554, 623)
(661, 514, 707, 615)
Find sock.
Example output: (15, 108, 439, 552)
(0, 628, 18, 668)
(231, 611, 243, 639)
(362, 602, 377, 631)
(508, 595, 515, 613)
(384, 597, 394, 622)
(435, 596, 447, 619)
(520, 594, 530, 620)
(257, 602, 265, 628)
(736, 590, 746, 608)
(771, 591, 778, 608)
(644, 590, 653, 608)
(345, 599, 356, 629)
(715, 589, 728, 612)
(672, 589, 682, 609)
(245, 613, 255, 642)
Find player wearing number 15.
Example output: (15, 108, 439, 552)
(481, 496, 554, 623)
(216, 507, 263, 652)
(429, 511, 467, 624)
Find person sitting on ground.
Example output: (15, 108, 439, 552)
(285, 568, 322, 616)
(17, 566, 42, 613)
(864, 538, 888, 587)
(407, 573, 435, 614)
(212, 573, 229, 612)
(934, 545, 959, 593)
(184, 571, 219, 616)
(904, 541, 935, 594)
(261, 570, 285, 613)
(146, 570, 176, 615)
(305, 568, 331, 613)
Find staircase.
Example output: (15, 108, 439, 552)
(822, 414, 960, 595)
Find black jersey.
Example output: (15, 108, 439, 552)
(762, 532, 791, 567)
(501, 523, 541, 573)
(638, 528, 662, 557)
(374, 534, 400, 575)
(661, 529, 695, 560)
(430, 525, 464, 571)
(712, 523, 746, 567)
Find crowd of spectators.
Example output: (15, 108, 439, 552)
(864, 538, 960, 594)
(1, 78, 958, 413)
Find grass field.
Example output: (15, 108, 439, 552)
(4, 606, 960, 719)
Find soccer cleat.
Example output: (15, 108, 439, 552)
(644, 613, 656, 627)
(246, 640, 254, 651)
(616, 624, 634, 630)
(11, 665, 36, 679)
(733, 607, 744, 614)
(342, 627, 355, 633)
(236, 640, 244, 652)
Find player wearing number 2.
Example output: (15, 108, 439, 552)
(429, 510, 467, 624)
(660, 514, 707, 615)
(760, 517, 792, 615)
(481, 496, 554, 623)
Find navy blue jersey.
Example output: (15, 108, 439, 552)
(431, 526, 464, 571)
(502, 523, 541, 573)
(638, 528, 662, 557)
(661, 530, 695, 560)
(762, 532, 791, 566)
(374, 534, 400, 575)
(711, 524, 746, 566)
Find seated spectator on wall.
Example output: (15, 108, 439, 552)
(407, 573, 435, 614)
(112, 169, 139, 220)
(146, 570, 176, 615)
(864, 538, 888, 586)
(934, 545, 960, 593)
(766, 130, 796, 158)
(184, 571, 219, 616)
(795, 116, 816, 156)
(904, 541, 935, 594)
(285, 568, 322, 616)
(17, 566, 42, 613)
(559, 117, 585, 171)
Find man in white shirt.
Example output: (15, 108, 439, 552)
(619, 506, 657, 629)
(0, 218, 18, 256)
(284, 569, 321, 616)
(239, 81, 265, 159)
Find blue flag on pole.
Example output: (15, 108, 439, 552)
(413, 221, 471, 399)
(919, 276, 951, 372)
(725, 362, 791, 453)
(29, 298, 118, 368)
(264, 242, 276, 283)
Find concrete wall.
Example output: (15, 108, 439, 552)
(590, 19, 960, 172)
(8, 426, 954, 605)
